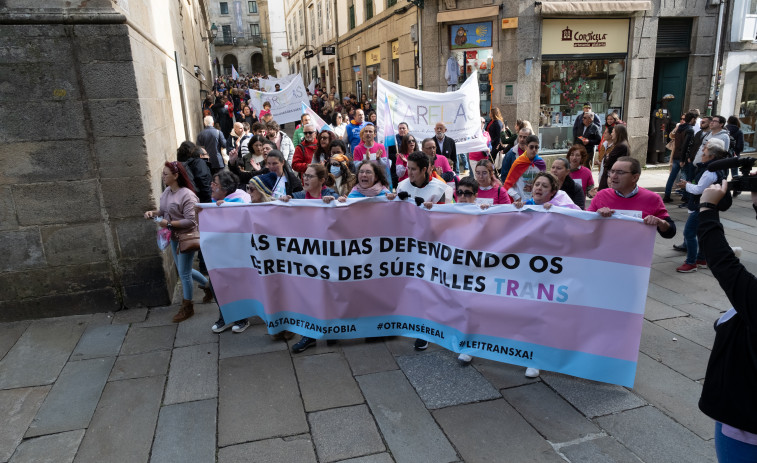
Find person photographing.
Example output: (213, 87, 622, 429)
(696, 179, 757, 461)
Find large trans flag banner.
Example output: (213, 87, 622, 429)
(199, 200, 656, 387)
(248, 74, 308, 124)
(376, 72, 487, 154)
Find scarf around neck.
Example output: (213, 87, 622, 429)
(354, 183, 385, 197)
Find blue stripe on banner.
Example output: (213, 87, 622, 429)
(220, 299, 638, 387)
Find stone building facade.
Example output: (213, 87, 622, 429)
(284, 0, 340, 93)
(418, 0, 719, 163)
(0, 0, 214, 321)
(209, 0, 274, 76)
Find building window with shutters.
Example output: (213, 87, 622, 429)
(250, 23, 260, 39)
(348, 2, 355, 30)
(318, 2, 323, 36)
(248, 1, 257, 13)
(366, 0, 374, 20)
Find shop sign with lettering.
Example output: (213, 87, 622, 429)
(365, 48, 381, 66)
(542, 19, 629, 55)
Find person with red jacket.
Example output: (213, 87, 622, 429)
(291, 123, 319, 180)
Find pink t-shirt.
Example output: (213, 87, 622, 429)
(476, 186, 511, 204)
(469, 132, 492, 161)
(588, 187, 670, 220)
(434, 155, 453, 173)
(353, 142, 387, 162)
(569, 167, 594, 196)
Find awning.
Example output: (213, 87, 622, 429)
(437, 5, 499, 23)
(539, 1, 652, 14)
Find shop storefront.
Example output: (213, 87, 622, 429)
(365, 48, 380, 101)
(391, 40, 400, 84)
(450, 21, 493, 115)
(739, 68, 757, 154)
(539, 18, 630, 154)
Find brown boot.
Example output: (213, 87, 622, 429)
(173, 299, 195, 322)
(202, 285, 214, 304)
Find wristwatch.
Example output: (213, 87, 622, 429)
(166, 222, 173, 229)
(699, 202, 718, 210)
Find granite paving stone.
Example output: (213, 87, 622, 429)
(643, 297, 686, 321)
(383, 336, 443, 357)
(646, 283, 691, 307)
(335, 454, 395, 463)
(217, 435, 317, 463)
(685, 289, 732, 311)
(111, 307, 148, 324)
(433, 399, 564, 463)
(219, 324, 288, 359)
(540, 372, 645, 418)
(396, 350, 500, 409)
(357, 370, 458, 463)
(70, 324, 128, 360)
(639, 319, 710, 380)
(119, 324, 177, 355)
(174, 307, 219, 347)
(9, 429, 84, 463)
(673, 302, 724, 322)
(108, 350, 171, 381)
(342, 340, 398, 376)
(294, 352, 364, 411)
(0, 386, 50, 462)
(473, 357, 537, 389)
(164, 342, 218, 405)
(633, 353, 713, 440)
(26, 356, 115, 437)
(150, 399, 216, 463)
(0, 321, 30, 360)
(656, 316, 716, 348)
(596, 406, 716, 463)
(502, 382, 601, 443)
(559, 436, 643, 463)
(0, 319, 87, 389)
(218, 351, 307, 446)
(73, 375, 164, 463)
(309, 404, 385, 462)
(134, 306, 178, 327)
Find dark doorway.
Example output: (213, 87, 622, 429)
(223, 54, 238, 76)
(251, 53, 264, 74)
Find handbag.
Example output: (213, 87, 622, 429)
(177, 230, 200, 253)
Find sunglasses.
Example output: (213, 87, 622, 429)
(303, 131, 315, 135)
(456, 190, 475, 198)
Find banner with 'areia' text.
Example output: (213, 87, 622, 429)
(199, 199, 656, 387)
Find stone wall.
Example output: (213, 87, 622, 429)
(0, 1, 213, 321)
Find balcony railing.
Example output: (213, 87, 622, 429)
(216, 33, 264, 47)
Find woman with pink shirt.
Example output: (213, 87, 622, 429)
(472, 160, 510, 205)
(567, 144, 596, 199)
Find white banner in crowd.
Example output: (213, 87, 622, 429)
(376, 72, 488, 153)
(258, 74, 297, 92)
(248, 74, 308, 124)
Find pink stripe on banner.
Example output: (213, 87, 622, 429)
(209, 267, 644, 362)
(199, 202, 655, 268)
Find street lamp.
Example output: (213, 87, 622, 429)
(209, 23, 218, 43)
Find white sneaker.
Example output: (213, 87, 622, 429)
(525, 367, 540, 378)
(732, 246, 743, 258)
(457, 353, 473, 365)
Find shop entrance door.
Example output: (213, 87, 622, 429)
(652, 57, 688, 122)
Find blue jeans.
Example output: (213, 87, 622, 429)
(170, 240, 208, 300)
(683, 210, 703, 265)
(457, 153, 470, 174)
(664, 161, 682, 198)
(715, 422, 757, 463)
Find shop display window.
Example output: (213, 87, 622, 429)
(539, 58, 626, 154)
(454, 49, 492, 116)
(738, 71, 757, 154)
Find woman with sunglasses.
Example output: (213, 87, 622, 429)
(395, 134, 417, 183)
(472, 160, 510, 205)
(314, 130, 337, 165)
(143, 161, 210, 323)
(329, 142, 357, 197)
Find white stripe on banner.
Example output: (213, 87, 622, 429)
(201, 231, 649, 314)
